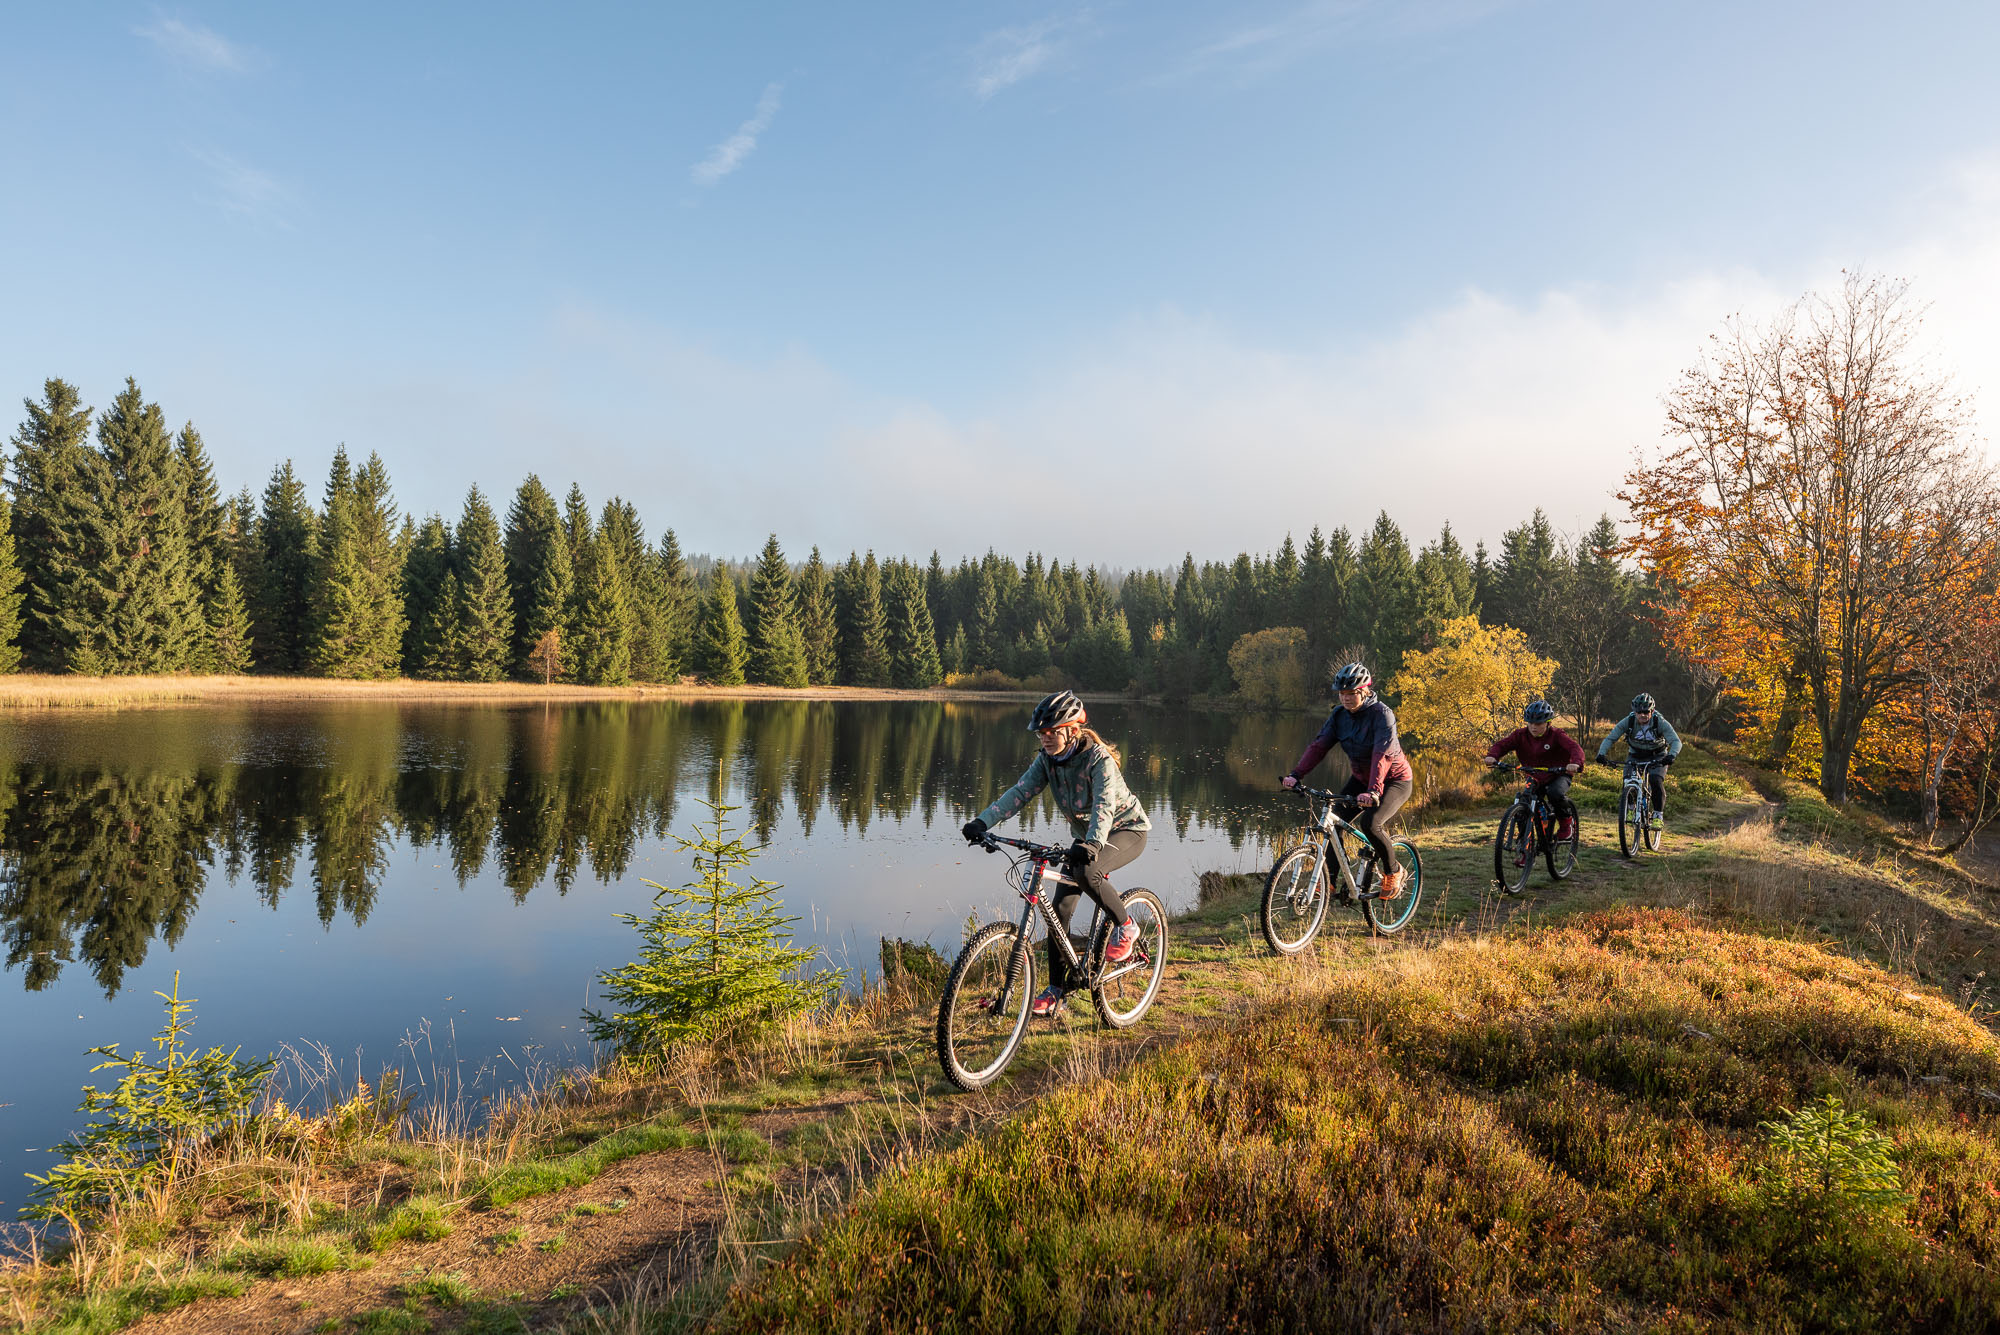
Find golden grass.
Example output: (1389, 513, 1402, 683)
(0, 675, 1041, 711)
(720, 909, 2000, 1333)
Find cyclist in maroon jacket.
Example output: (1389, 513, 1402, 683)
(1282, 662, 1415, 898)
(1485, 699, 1584, 841)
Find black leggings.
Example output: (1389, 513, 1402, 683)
(1340, 776, 1412, 874)
(1634, 758, 1667, 817)
(1049, 828, 1145, 992)
(1537, 775, 1576, 823)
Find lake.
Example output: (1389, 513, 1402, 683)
(0, 697, 1339, 1218)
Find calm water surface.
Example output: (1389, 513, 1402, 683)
(0, 698, 1334, 1216)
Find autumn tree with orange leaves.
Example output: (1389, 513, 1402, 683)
(1624, 274, 1998, 805)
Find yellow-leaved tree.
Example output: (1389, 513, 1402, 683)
(1227, 627, 1313, 710)
(1395, 617, 1558, 755)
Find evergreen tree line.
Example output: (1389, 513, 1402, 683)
(6, 378, 1683, 713)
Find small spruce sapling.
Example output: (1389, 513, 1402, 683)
(28, 972, 276, 1222)
(584, 801, 844, 1056)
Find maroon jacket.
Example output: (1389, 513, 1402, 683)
(1487, 726, 1585, 772)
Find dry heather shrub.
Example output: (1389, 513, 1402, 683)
(722, 909, 2000, 1334)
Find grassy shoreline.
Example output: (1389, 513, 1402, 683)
(0, 674, 1050, 711)
(6, 742, 2000, 1332)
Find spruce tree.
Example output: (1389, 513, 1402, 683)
(696, 570, 748, 684)
(422, 569, 469, 679)
(968, 566, 1000, 669)
(252, 462, 318, 673)
(310, 450, 405, 678)
(63, 380, 205, 674)
(400, 516, 452, 676)
(1349, 511, 1418, 681)
(840, 552, 891, 686)
(1410, 523, 1477, 651)
(8, 379, 95, 670)
(602, 500, 666, 681)
(658, 529, 695, 680)
(746, 534, 807, 687)
(796, 547, 839, 685)
(451, 487, 513, 681)
(0, 489, 24, 673)
(888, 561, 943, 688)
(175, 426, 231, 671)
(571, 518, 633, 685)
(207, 558, 253, 673)
(504, 475, 572, 678)
(942, 622, 967, 676)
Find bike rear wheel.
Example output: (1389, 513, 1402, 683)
(1092, 888, 1168, 1028)
(1618, 785, 1641, 858)
(1261, 843, 1330, 954)
(936, 922, 1034, 1091)
(1362, 841, 1424, 934)
(1493, 805, 1533, 894)
(1545, 807, 1579, 881)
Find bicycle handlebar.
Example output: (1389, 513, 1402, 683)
(973, 832, 1070, 859)
(1491, 760, 1572, 774)
(1283, 783, 1360, 808)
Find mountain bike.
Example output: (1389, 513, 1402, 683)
(1491, 761, 1579, 894)
(1615, 755, 1670, 858)
(935, 833, 1169, 1092)
(1260, 784, 1424, 954)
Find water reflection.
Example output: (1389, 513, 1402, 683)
(0, 700, 1338, 999)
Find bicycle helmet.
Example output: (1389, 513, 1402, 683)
(1524, 699, 1556, 724)
(1028, 690, 1086, 732)
(1331, 662, 1372, 693)
(1631, 692, 1656, 713)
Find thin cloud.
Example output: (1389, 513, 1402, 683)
(691, 84, 784, 188)
(188, 148, 297, 225)
(136, 16, 254, 73)
(970, 16, 1083, 99)
(1189, 0, 1517, 77)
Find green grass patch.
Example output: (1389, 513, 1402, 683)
(24, 1272, 249, 1335)
(721, 907, 2000, 1333)
(222, 1233, 367, 1278)
(351, 1300, 430, 1334)
(360, 1197, 453, 1253)
(480, 1117, 697, 1207)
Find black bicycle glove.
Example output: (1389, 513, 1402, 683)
(1595, 755, 1613, 767)
(961, 818, 988, 845)
(1662, 755, 1676, 767)
(1068, 839, 1099, 865)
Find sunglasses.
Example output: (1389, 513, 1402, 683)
(1037, 726, 1075, 740)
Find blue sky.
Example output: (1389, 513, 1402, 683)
(4, 1, 1999, 566)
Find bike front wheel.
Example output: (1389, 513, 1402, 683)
(1261, 844, 1330, 954)
(1545, 809, 1579, 881)
(1493, 805, 1533, 894)
(1619, 786, 1642, 858)
(1092, 888, 1168, 1028)
(936, 921, 1034, 1091)
(1363, 841, 1424, 934)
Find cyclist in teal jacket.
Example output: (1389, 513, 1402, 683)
(1595, 692, 1682, 831)
(962, 691, 1152, 1017)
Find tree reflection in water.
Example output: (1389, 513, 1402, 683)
(0, 699, 1375, 998)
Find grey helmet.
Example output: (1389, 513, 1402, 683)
(1632, 692, 1656, 713)
(1028, 690, 1086, 732)
(1524, 699, 1556, 724)
(1331, 662, 1372, 693)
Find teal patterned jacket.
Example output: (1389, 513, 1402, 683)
(976, 741, 1152, 847)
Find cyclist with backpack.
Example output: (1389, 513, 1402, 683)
(1281, 662, 1414, 898)
(1595, 692, 1682, 831)
(1485, 699, 1584, 841)
(962, 690, 1152, 1018)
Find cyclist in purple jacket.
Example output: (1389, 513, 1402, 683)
(1281, 662, 1415, 898)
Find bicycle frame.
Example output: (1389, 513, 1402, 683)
(979, 834, 1151, 996)
(1496, 762, 1569, 838)
(1284, 785, 1385, 901)
(1623, 757, 1667, 820)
